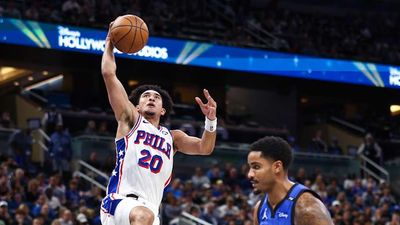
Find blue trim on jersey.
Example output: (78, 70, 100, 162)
(106, 138, 126, 195)
(258, 183, 310, 225)
(101, 195, 122, 215)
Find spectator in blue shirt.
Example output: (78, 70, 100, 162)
(49, 124, 71, 174)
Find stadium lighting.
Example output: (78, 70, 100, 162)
(390, 105, 400, 116)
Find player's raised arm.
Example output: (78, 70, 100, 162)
(172, 89, 217, 155)
(101, 23, 138, 123)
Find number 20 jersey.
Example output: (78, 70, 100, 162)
(106, 115, 174, 207)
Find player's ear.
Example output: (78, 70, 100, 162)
(273, 160, 283, 173)
(161, 108, 166, 116)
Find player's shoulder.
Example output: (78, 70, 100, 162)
(296, 192, 321, 208)
(294, 192, 333, 225)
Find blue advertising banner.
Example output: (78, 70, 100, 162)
(1, 17, 400, 89)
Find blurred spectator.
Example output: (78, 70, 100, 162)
(51, 219, 62, 225)
(65, 179, 80, 211)
(76, 213, 88, 225)
(97, 122, 110, 136)
(287, 135, 300, 152)
(9, 129, 32, 169)
(88, 152, 101, 169)
(354, 195, 365, 212)
(311, 174, 328, 202)
(42, 106, 63, 135)
(58, 208, 73, 225)
(45, 188, 61, 212)
(216, 196, 239, 219)
(83, 120, 96, 135)
(9, 192, 24, 213)
(0, 112, 15, 129)
(24, 3, 39, 20)
(36, 173, 48, 194)
(329, 137, 343, 155)
(85, 186, 103, 211)
(62, 0, 81, 17)
(211, 180, 225, 201)
(4, 2, 21, 18)
(326, 178, 341, 203)
(31, 194, 47, 218)
(181, 194, 197, 214)
(387, 211, 400, 225)
(49, 124, 72, 174)
(191, 167, 210, 189)
(344, 174, 356, 190)
(224, 167, 239, 187)
(0, 201, 12, 225)
(0, 174, 10, 199)
(189, 205, 201, 217)
(200, 202, 218, 225)
(47, 175, 66, 205)
(238, 164, 252, 192)
(206, 163, 223, 184)
(26, 179, 41, 203)
(163, 193, 181, 224)
(14, 208, 30, 225)
(37, 203, 54, 224)
(295, 167, 307, 184)
(309, 130, 327, 152)
(362, 183, 375, 206)
(351, 179, 366, 197)
(32, 217, 44, 225)
(380, 187, 396, 206)
(358, 133, 383, 167)
(164, 179, 183, 199)
(10, 168, 27, 194)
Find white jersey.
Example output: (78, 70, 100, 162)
(106, 115, 174, 207)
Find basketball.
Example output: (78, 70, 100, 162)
(109, 15, 149, 54)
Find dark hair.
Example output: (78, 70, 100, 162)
(249, 136, 293, 171)
(128, 85, 173, 124)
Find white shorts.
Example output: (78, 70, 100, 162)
(100, 194, 160, 225)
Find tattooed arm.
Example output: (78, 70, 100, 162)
(294, 192, 334, 225)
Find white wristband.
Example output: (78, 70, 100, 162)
(205, 117, 217, 132)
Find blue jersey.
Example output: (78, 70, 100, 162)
(257, 183, 320, 225)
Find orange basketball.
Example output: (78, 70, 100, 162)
(110, 15, 149, 54)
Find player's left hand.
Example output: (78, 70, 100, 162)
(195, 89, 217, 120)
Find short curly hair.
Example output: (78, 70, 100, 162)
(129, 85, 173, 124)
(249, 136, 293, 171)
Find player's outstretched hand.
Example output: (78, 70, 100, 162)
(195, 89, 217, 120)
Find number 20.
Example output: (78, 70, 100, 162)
(138, 150, 163, 174)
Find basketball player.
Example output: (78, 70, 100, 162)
(247, 136, 334, 225)
(100, 25, 217, 225)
